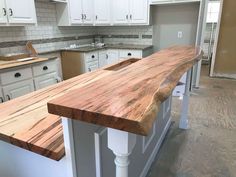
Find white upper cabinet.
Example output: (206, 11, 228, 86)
(5, 0, 37, 24)
(0, 0, 7, 24)
(112, 0, 129, 25)
(82, 0, 94, 24)
(57, 0, 150, 26)
(57, 0, 93, 25)
(94, 0, 110, 25)
(111, 0, 149, 25)
(130, 0, 148, 24)
(69, 0, 83, 24)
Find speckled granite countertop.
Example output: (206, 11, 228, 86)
(39, 44, 153, 55)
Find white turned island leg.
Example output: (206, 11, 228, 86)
(107, 128, 137, 177)
(179, 69, 192, 130)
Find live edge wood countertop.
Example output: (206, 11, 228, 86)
(48, 46, 202, 135)
(0, 46, 202, 161)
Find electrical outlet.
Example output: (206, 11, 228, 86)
(178, 31, 183, 39)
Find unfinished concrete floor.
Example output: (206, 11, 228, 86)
(148, 66, 236, 177)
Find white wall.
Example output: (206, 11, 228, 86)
(151, 3, 200, 52)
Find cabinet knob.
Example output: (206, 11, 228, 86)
(88, 68, 91, 72)
(9, 8, 13, 16)
(128, 53, 132, 56)
(6, 95, 11, 101)
(106, 54, 108, 59)
(2, 8, 6, 16)
(84, 14, 87, 19)
(91, 55, 95, 59)
(81, 14, 84, 19)
(130, 14, 132, 20)
(0, 97, 4, 103)
(95, 15, 98, 20)
(14, 72, 21, 78)
(126, 15, 129, 20)
(43, 66, 48, 71)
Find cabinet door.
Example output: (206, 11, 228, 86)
(82, 0, 94, 24)
(85, 62, 99, 73)
(0, 0, 7, 24)
(34, 73, 61, 90)
(94, 0, 110, 25)
(3, 80, 34, 101)
(107, 50, 119, 65)
(112, 0, 129, 25)
(98, 50, 108, 68)
(69, 0, 83, 24)
(0, 88, 3, 103)
(129, 0, 148, 24)
(5, 0, 36, 24)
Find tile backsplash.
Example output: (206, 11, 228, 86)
(96, 26, 153, 45)
(0, 0, 153, 55)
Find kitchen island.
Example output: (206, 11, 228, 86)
(0, 46, 202, 177)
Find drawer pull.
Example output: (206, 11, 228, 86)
(128, 53, 132, 56)
(14, 72, 21, 78)
(9, 8, 13, 16)
(6, 95, 11, 101)
(91, 55, 95, 59)
(0, 97, 3, 103)
(88, 68, 91, 72)
(43, 66, 48, 71)
(3, 8, 6, 16)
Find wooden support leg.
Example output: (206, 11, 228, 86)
(107, 128, 137, 177)
(179, 69, 192, 130)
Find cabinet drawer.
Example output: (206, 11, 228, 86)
(119, 50, 142, 59)
(85, 62, 99, 72)
(85, 52, 99, 63)
(34, 72, 61, 90)
(0, 67, 33, 85)
(33, 61, 57, 76)
(2, 79, 34, 101)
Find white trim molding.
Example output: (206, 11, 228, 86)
(94, 128, 107, 177)
(210, 0, 224, 77)
(142, 123, 156, 154)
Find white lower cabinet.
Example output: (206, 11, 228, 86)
(106, 50, 119, 65)
(98, 49, 143, 67)
(119, 49, 142, 60)
(0, 59, 61, 102)
(2, 79, 34, 101)
(34, 72, 60, 90)
(98, 50, 108, 68)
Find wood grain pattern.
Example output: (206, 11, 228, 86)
(0, 69, 113, 160)
(48, 46, 203, 136)
(0, 57, 55, 70)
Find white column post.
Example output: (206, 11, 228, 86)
(62, 117, 77, 177)
(179, 69, 192, 129)
(107, 128, 137, 177)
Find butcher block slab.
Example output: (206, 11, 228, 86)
(0, 57, 57, 70)
(0, 69, 113, 160)
(48, 46, 202, 136)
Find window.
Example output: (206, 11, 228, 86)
(206, 1, 220, 23)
